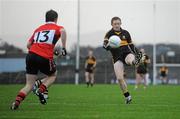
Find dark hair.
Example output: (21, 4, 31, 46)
(111, 16, 121, 25)
(46, 9, 58, 22)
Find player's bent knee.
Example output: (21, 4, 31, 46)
(115, 72, 124, 81)
(125, 54, 135, 65)
(48, 71, 57, 77)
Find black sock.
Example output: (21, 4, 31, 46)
(124, 92, 130, 97)
(90, 83, 93, 87)
(86, 82, 89, 87)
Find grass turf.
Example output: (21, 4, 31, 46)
(0, 84, 180, 119)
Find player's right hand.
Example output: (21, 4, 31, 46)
(103, 40, 111, 51)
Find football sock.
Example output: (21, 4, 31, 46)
(124, 92, 130, 98)
(15, 92, 26, 105)
(90, 83, 93, 87)
(86, 82, 90, 87)
(36, 79, 42, 87)
(39, 84, 47, 93)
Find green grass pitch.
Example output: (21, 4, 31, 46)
(0, 84, 180, 119)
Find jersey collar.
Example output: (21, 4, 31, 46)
(46, 22, 56, 24)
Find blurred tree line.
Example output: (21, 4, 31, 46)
(0, 38, 180, 84)
(0, 39, 26, 58)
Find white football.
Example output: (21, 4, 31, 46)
(108, 35, 121, 48)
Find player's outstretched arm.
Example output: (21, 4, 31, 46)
(93, 60, 97, 68)
(85, 60, 88, 69)
(60, 28, 67, 49)
(60, 28, 67, 56)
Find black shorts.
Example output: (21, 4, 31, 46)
(85, 68, 94, 73)
(26, 52, 56, 76)
(161, 73, 167, 77)
(111, 45, 132, 64)
(137, 66, 147, 74)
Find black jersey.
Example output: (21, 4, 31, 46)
(104, 28, 133, 63)
(104, 28, 132, 44)
(160, 66, 168, 77)
(85, 56, 96, 69)
(137, 55, 149, 74)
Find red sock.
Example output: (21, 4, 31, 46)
(15, 92, 26, 105)
(39, 84, 47, 93)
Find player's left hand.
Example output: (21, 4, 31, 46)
(54, 50, 60, 56)
(61, 48, 67, 56)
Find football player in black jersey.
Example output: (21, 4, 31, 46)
(159, 65, 168, 84)
(103, 17, 143, 104)
(135, 49, 150, 89)
(85, 50, 96, 87)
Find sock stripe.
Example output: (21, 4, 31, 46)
(17, 95, 25, 100)
(15, 100, 20, 104)
(39, 84, 47, 93)
(37, 80, 42, 86)
(15, 92, 26, 105)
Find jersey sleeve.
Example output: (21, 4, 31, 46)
(59, 25, 64, 29)
(28, 32, 35, 43)
(28, 28, 39, 43)
(54, 26, 64, 42)
(59, 26, 64, 33)
(145, 55, 149, 60)
(93, 56, 96, 62)
(125, 30, 132, 43)
(104, 30, 111, 39)
(85, 56, 88, 62)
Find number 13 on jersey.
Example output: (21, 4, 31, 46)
(34, 30, 56, 44)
